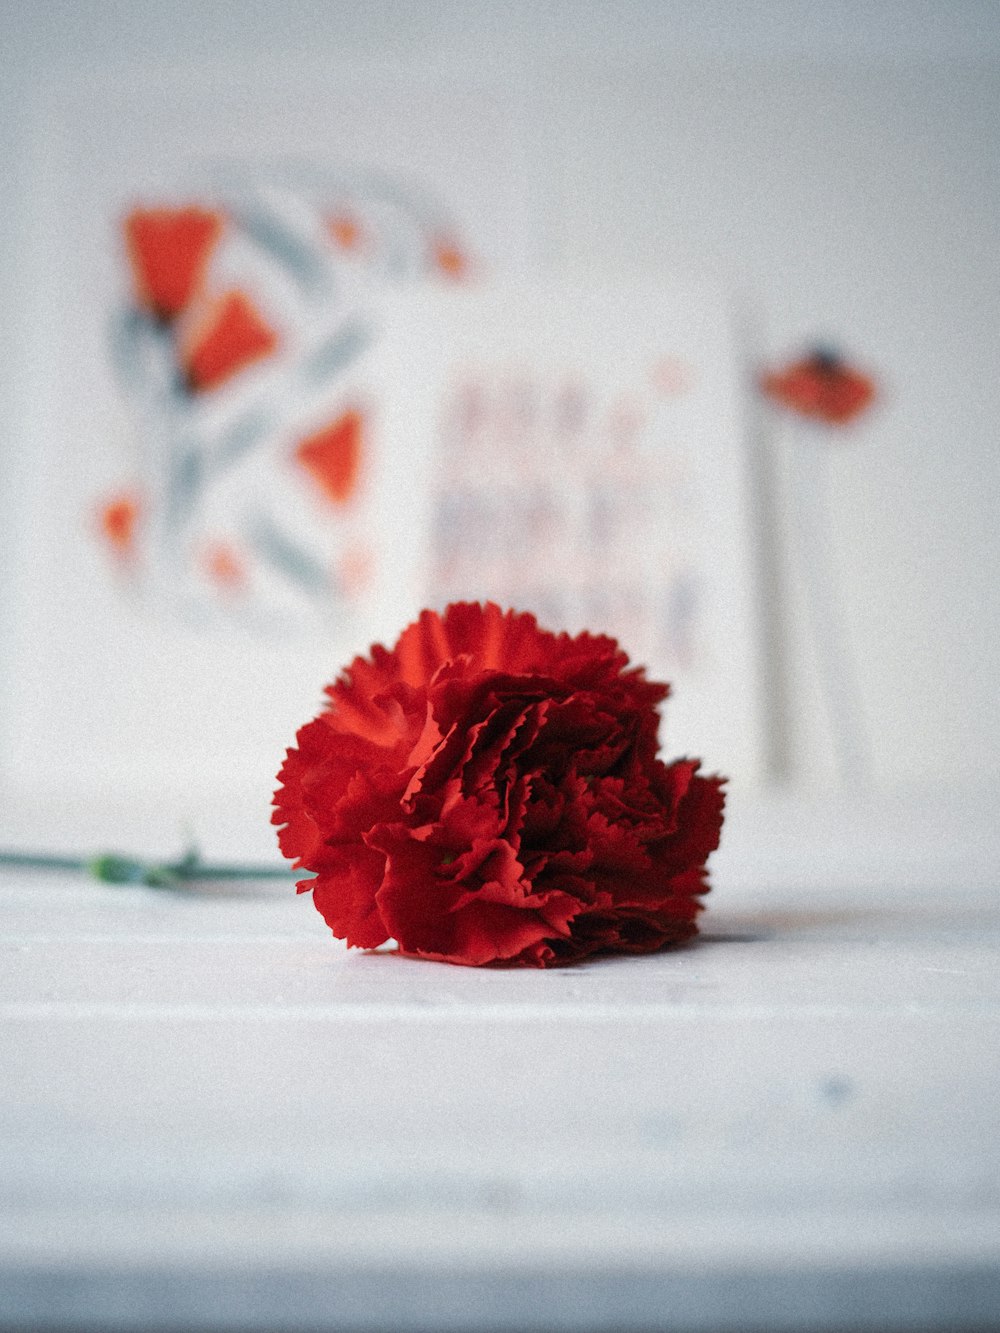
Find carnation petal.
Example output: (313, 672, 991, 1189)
(650, 765, 727, 874)
(311, 847, 389, 949)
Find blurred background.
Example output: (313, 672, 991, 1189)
(1, 0, 998, 810)
(1, 14, 998, 1330)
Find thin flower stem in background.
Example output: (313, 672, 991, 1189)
(790, 423, 872, 787)
(760, 345, 878, 788)
(0, 848, 297, 888)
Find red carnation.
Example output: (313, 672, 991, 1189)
(273, 603, 725, 967)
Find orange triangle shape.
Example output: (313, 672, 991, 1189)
(295, 409, 364, 506)
(124, 207, 223, 321)
(182, 290, 279, 393)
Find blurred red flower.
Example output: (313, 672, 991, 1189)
(274, 602, 724, 967)
(761, 348, 876, 425)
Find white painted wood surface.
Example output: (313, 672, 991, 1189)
(2, 790, 999, 1331)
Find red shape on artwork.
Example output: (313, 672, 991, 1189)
(182, 290, 279, 393)
(294, 409, 364, 506)
(327, 214, 364, 251)
(432, 236, 469, 280)
(124, 207, 223, 321)
(99, 491, 141, 558)
(201, 541, 246, 590)
(761, 349, 877, 426)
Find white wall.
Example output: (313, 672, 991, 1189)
(2, 0, 999, 794)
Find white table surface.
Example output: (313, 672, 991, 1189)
(2, 787, 998, 1331)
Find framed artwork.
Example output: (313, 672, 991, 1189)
(361, 280, 764, 793)
(1, 66, 535, 853)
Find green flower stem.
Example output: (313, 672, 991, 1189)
(0, 849, 296, 889)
